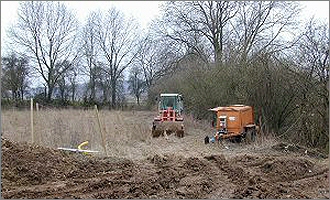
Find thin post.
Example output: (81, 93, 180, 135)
(30, 98, 34, 143)
(36, 103, 39, 112)
(95, 105, 108, 156)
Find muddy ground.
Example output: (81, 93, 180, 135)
(1, 135, 329, 199)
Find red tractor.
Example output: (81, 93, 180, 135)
(152, 93, 185, 138)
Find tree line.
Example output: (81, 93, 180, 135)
(1, 1, 328, 152)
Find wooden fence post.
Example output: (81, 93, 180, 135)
(30, 98, 34, 143)
(95, 105, 108, 156)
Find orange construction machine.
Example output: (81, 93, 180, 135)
(207, 105, 257, 143)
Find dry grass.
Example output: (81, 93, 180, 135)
(2, 108, 99, 149)
(1, 108, 280, 160)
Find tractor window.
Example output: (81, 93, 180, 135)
(161, 96, 176, 109)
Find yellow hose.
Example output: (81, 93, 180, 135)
(78, 141, 89, 155)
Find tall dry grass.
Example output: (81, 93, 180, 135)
(2, 108, 96, 148)
(1, 108, 154, 158)
(1, 108, 280, 160)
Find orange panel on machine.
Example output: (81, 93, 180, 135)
(213, 105, 254, 134)
(240, 107, 254, 126)
(217, 110, 240, 134)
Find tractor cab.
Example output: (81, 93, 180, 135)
(157, 93, 183, 116)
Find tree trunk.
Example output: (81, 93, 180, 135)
(89, 74, 96, 102)
(71, 85, 76, 102)
(111, 81, 116, 109)
(20, 86, 24, 101)
(136, 95, 140, 106)
(47, 83, 54, 102)
(11, 89, 15, 100)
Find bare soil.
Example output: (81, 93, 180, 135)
(1, 111, 329, 199)
(1, 139, 329, 199)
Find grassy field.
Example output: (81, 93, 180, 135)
(1, 108, 278, 160)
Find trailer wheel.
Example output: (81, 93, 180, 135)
(245, 128, 256, 143)
(245, 131, 250, 143)
(204, 136, 209, 144)
(234, 136, 242, 143)
(251, 129, 256, 142)
(245, 129, 251, 143)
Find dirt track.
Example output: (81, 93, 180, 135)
(2, 135, 329, 199)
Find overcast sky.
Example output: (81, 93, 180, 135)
(1, 1, 329, 53)
(0, 1, 161, 49)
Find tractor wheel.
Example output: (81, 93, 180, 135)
(176, 129, 184, 138)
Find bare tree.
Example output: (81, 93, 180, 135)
(159, 1, 238, 63)
(80, 11, 99, 103)
(135, 33, 181, 91)
(68, 67, 79, 102)
(128, 66, 146, 105)
(56, 73, 69, 103)
(1, 53, 29, 101)
(94, 7, 138, 109)
(84, 61, 110, 104)
(231, 1, 301, 63)
(56, 62, 79, 103)
(293, 18, 329, 148)
(9, 1, 79, 102)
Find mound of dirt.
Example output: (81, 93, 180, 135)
(272, 142, 328, 159)
(2, 136, 77, 186)
(1, 137, 329, 199)
(230, 154, 329, 198)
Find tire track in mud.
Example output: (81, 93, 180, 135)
(2, 132, 329, 199)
